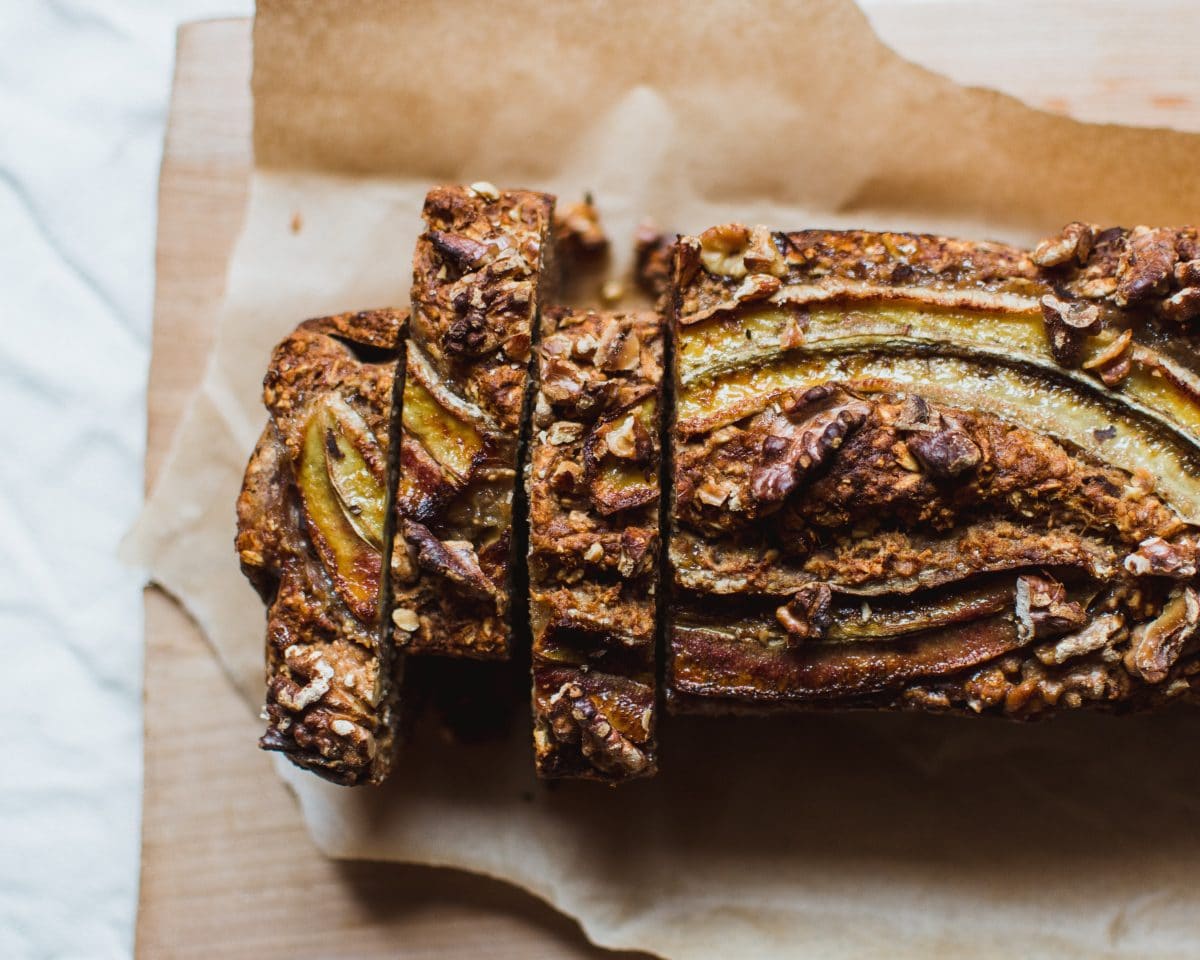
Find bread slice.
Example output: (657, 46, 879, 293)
(391, 184, 555, 659)
(527, 308, 663, 780)
(236, 309, 405, 785)
(666, 223, 1200, 717)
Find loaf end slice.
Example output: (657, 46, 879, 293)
(236, 308, 406, 785)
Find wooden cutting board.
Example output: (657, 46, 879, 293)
(138, 12, 1200, 958)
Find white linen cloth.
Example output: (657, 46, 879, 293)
(0, 3, 246, 958)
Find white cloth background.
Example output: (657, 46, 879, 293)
(0, 3, 247, 958)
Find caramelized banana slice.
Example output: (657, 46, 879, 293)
(677, 348, 1200, 523)
(671, 617, 1023, 704)
(323, 394, 387, 550)
(298, 398, 384, 622)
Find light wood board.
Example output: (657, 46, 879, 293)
(138, 11, 1200, 958)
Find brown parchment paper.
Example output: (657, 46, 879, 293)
(128, 1, 1200, 956)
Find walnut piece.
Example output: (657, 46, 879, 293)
(1039, 294, 1100, 366)
(546, 682, 653, 779)
(1014, 573, 1087, 642)
(1115, 226, 1178, 306)
(1032, 221, 1096, 267)
(906, 420, 982, 478)
(1126, 588, 1200, 684)
(698, 223, 751, 278)
(776, 583, 833, 645)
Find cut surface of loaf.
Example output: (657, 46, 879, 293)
(527, 307, 664, 781)
(667, 223, 1200, 717)
(391, 184, 555, 660)
(235, 309, 406, 785)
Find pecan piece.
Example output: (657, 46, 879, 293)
(403, 519, 501, 608)
(906, 421, 981, 478)
(1032, 221, 1096, 268)
(1039, 294, 1100, 366)
(1115, 226, 1178, 306)
(1126, 587, 1200, 684)
(1014, 573, 1088, 642)
(776, 583, 833, 645)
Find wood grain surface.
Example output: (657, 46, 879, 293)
(138, 10, 1200, 957)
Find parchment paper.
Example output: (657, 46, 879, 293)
(128, 1, 1200, 956)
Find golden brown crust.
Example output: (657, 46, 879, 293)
(236, 308, 405, 785)
(527, 308, 663, 780)
(668, 224, 1200, 719)
(393, 185, 554, 659)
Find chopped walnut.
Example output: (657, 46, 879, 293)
(549, 459, 583, 495)
(1014, 573, 1087, 642)
(546, 682, 652, 779)
(1126, 588, 1200, 684)
(1035, 613, 1124, 666)
(1161, 286, 1200, 324)
(775, 583, 833, 644)
(428, 230, 496, 273)
(1115, 226, 1179, 306)
(1039, 294, 1100, 365)
(633, 220, 674, 301)
(906, 421, 982, 478)
(1124, 535, 1200, 578)
(593, 317, 640, 372)
(1176, 259, 1200, 287)
(546, 421, 584, 445)
(748, 385, 871, 505)
(697, 223, 751, 278)
(553, 196, 609, 264)
(743, 225, 787, 277)
(404, 519, 500, 607)
(733, 272, 782, 304)
(1082, 328, 1133, 387)
(1033, 221, 1096, 267)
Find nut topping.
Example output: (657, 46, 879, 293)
(1039, 294, 1101, 365)
(1115, 226, 1178, 306)
(1032, 221, 1096, 267)
(1014, 574, 1087, 642)
(698, 223, 751, 278)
